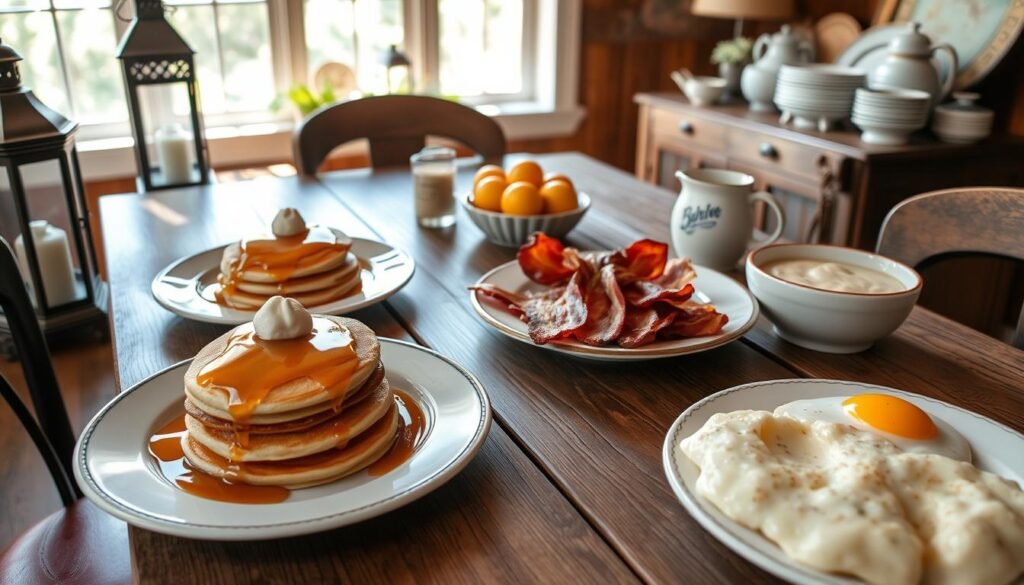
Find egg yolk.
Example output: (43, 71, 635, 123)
(842, 394, 938, 440)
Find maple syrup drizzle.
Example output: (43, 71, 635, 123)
(148, 389, 426, 503)
(196, 317, 358, 424)
(212, 225, 352, 308)
(148, 414, 290, 504)
(368, 389, 427, 476)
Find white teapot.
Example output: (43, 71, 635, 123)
(853, 22, 957, 108)
(741, 25, 814, 112)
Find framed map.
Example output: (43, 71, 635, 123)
(876, 0, 1024, 88)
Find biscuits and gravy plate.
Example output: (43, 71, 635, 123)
(663, 379, 1024, 585)
(73, 333, 491, 540)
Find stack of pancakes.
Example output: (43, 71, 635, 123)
(181, 317, 399, 488)
(216, 226, 362, 310)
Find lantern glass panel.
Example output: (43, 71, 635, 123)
(15, 159, 88, 310)
(0, 167, 17, 244)
(136, 81, 200, 188)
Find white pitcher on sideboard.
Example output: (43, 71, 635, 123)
(671, 169, 785, 272)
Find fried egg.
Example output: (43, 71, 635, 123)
(774, 393, 972, 462)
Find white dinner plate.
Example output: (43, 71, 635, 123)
(663, 378, 1024, 585)
(151, 235, 415, 325)
(74, 339, 491, 540)
(469, 259, 758, 361)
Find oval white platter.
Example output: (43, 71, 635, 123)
(151, 235, 415, 325)
(74, 339, 491, 541)
(469, 260, 758, 361)
(663, 378, 1024, 585)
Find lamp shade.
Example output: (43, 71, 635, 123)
(691, 0, 794, 20)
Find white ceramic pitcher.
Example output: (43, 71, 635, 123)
(671, 169, 785, 271)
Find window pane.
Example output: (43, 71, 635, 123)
(166, 4, 226, 114)
(438, 0, 523, 97)
(304, 0, 356, 78)
(216, 2, 274, 111)
(0, 12, 70, 115)
(0, 0, 48, 9)
(52, 0, 111, 9)
(303, 0, 402, 95)
(55, 8, 128, 123)
(352, 0, 402, 94)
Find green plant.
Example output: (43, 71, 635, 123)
(270, 84, 337, 116)
(711, 37, 753, 65)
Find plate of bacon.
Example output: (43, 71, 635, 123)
(469, 234, 758, 360)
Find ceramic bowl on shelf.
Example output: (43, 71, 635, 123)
(745, 244, 922, 353)
(851, 88, 930, 145)
(460, 192, 591, 248)
(932, 92, 994, 144)
(672, 73, 728, 107)
(774, 65, 866, 131)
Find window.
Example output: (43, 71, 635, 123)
(0, 0, 127, 125)
(1, 0, 581, 153)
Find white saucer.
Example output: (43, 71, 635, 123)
(469, 260, 758, 361)
(151, 235, 415, 325)
(74, 339, 491, 540)
(663, 378, 1024, 585)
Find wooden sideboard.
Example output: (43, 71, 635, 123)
(634, 92, 1024, 249)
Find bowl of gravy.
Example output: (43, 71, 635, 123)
(746, 244, 922, 353)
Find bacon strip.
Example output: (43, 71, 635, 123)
(517, 233, 577, 285)
(660, 303, 730, 338)
(619, 306, 677, 348)
(607, 239, 668, 282)
(625, 258, 697, 308)
(574, 264, 626, 345)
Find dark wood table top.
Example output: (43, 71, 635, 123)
(99, 152, 1024, 584)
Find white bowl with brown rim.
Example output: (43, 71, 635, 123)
(745, 244, 922, 353)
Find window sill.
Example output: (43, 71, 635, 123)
(76, 105, 587, 182)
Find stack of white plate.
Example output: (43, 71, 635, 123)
(932, 92, 994, 144)
(774, 65, 866, 132)
(851, 88, 931, 145)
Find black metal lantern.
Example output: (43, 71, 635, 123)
(0, 39, 107, 341)
(116, 0, 209, 191)
(381, 45, 413, 94)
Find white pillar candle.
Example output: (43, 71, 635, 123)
(14, 220, 78, 308)
(155, 124, 194, 185)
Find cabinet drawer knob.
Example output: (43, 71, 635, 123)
(759, 143, 778, 159)
(678, 121, 695, 135)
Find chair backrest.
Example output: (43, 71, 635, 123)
(293, 95, 506, 174)
(0, 237, 79, 501)
(876, 187, 1024, 348)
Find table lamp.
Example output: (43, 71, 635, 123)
(691, 0, 794, 39)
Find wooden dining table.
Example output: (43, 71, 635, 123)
(99, 152, 1024, 584)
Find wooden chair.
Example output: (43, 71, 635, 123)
(876, 187, 1024, 348)
(293, 94, 506, 174)
(0, 237, 129, 585)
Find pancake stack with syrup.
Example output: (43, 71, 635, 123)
(215, 208, 362, 310)
(181, 296, 400, 488)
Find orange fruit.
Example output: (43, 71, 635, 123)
(500, 181, 544, 216)
(506, 160, 544, 187)
(472, 175, 507, 212)
(543, 172, 573, 189)
(474, 164, 505, 187)
(539, 180, 578, 214)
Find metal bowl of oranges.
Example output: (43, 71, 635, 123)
(461, 161, 590, 247)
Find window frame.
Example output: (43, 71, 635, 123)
(3, 0, 583, 179)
